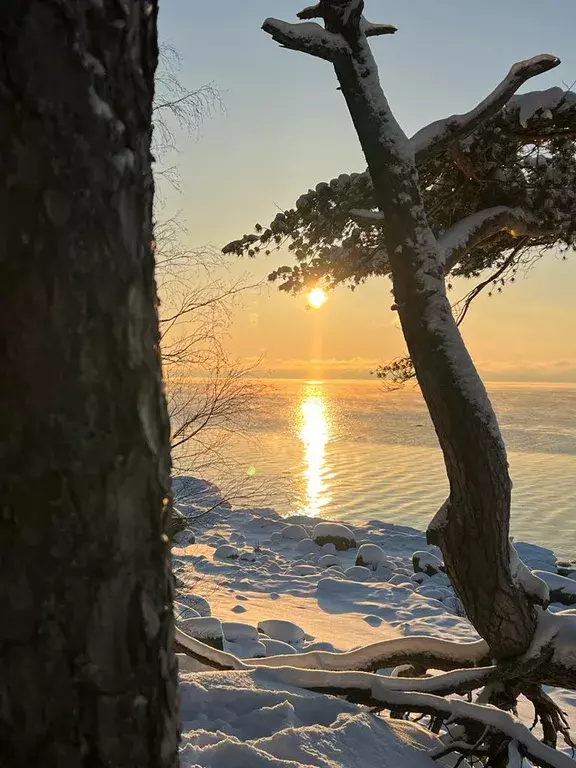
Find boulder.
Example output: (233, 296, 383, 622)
(281, 524, 309, 542)
(178, 617, 223, 650)
(258, 619, 305, 644)
(355, 543, 388, 571)
(214, 544, 239, 560)
(412, 550, 445, 576)
(312, 522, 356, 551)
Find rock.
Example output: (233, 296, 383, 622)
(214, 544, 239, 560)
(312, 522, 356, 551)
(363, 615, 383, 627)
(417, 587, 446, 602)
(261, 638, 298, 656)
(412, 550, 445, 576)
(258, 619, 305, 644)
(177, 593, 211, 617)
(226, 639, 267, 658)
(321, 543, 337, 554)
(174, 601, 200, 620)
(268, 562, 282, 574)
(231, 604, 247, 614)
(269, 532, 283, 545)
(178, 617, 223, 650)
(411, 572, 429, 585)
(302, 641, 336, 652)
(318, 554, 340, 568)
(239, 551, 258, 563)
(296, 537, 318, 553)
(172, 529, 195, 547)
(290, 564, 318, 576)
(345, 565, 374, 582)
(388, 574, 415, 589)
(281, 524, 309, 542)
(355, 543, 389, 571)
(221, 622, 259, 642)
(533, 570, 576, 605)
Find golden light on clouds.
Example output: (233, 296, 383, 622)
(307, 287, 327, 309)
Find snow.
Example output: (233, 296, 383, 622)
(510, 541, 550, 605)
(214, 544, 240, 560)
(356, 542, 389, 570)
(312, 521, 356, 549)
(281, 524, 309, 541)
(533, 570, 576, 605)
(88, 86, 113, 120)
(258, 619, 306, 645)
(172, 488, 576, 765)
(179, 670, 441, 767)
(508, 86, 576, 127)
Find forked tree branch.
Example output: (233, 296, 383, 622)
(413, 54, 561, 165)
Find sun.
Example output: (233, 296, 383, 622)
(307, 287, 327, 309)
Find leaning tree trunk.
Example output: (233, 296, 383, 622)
(0, 3, 178, 766)
(264, 2, 537, 662)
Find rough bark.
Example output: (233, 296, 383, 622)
(264, 2, 537, 661)
(0, 2, 179, 766)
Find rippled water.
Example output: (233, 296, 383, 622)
(218, 379, 576, 559)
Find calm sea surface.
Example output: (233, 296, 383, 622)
(211, 379, 576, 559)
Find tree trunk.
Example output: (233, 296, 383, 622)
(320, 7, 536, 660)
(0, 3, 178, 766)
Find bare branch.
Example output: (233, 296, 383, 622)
(262, 18, 350, 61)
(413, 54, 562, 165)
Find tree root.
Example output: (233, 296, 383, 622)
(175, 629, 576, 768)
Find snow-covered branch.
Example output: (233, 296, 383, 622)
(413, 54, 561, 165)
(438, 206, 541, 273)
(360, 18, 397, 37)
(262, 18, 350, 61)
(176, 626, 490, 673)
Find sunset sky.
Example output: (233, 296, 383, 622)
(158, 0, 576, 382)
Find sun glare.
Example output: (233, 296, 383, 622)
(307, 287, 327, 309)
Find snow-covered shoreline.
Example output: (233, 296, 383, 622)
(172, 478, 576, 766)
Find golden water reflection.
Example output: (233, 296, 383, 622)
(298, 383, 333, 516)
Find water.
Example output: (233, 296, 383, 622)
(213, 379, 576, 559)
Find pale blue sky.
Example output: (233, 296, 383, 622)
(158, 1, 576, 381)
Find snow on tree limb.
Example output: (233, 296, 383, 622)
(349, 208, 385, 223)
(412, 54, 562, 165)
(262, 18, 350, 61)
(176, 626, 491, 673)
(360, 18, 397, 37)
(438, 206, 541, 273)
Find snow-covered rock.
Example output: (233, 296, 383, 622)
(258, 619, 306, 644)
(318, 553, 340, 568)
(179, 617, 223, 650)
(214, 544, 239, 560)
(321, 542, 337, 554)
(174, 602, 201, 621)
(345, 565, 374, 582)
(225, 639, 267, 658)
(261, 638, 298, 656)
(302, 641, 337, 652)
(355, 543, 389, 571)
(290, 564, 318, 576)
(281, 524, 309, 541)
(177, 593, 211, 617)
(313, 522, 356, 551)
(533, 570, 576, 606)
(388, 574, 414, 587)
(412, 551, 444, 576)
(296, 537, 318, 553)
(221, 622, 259, 642)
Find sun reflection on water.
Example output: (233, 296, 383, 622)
(298, 383, 332, 516)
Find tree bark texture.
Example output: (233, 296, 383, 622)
(321, 7, 536, 660)
(0, 2, 178, 766)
